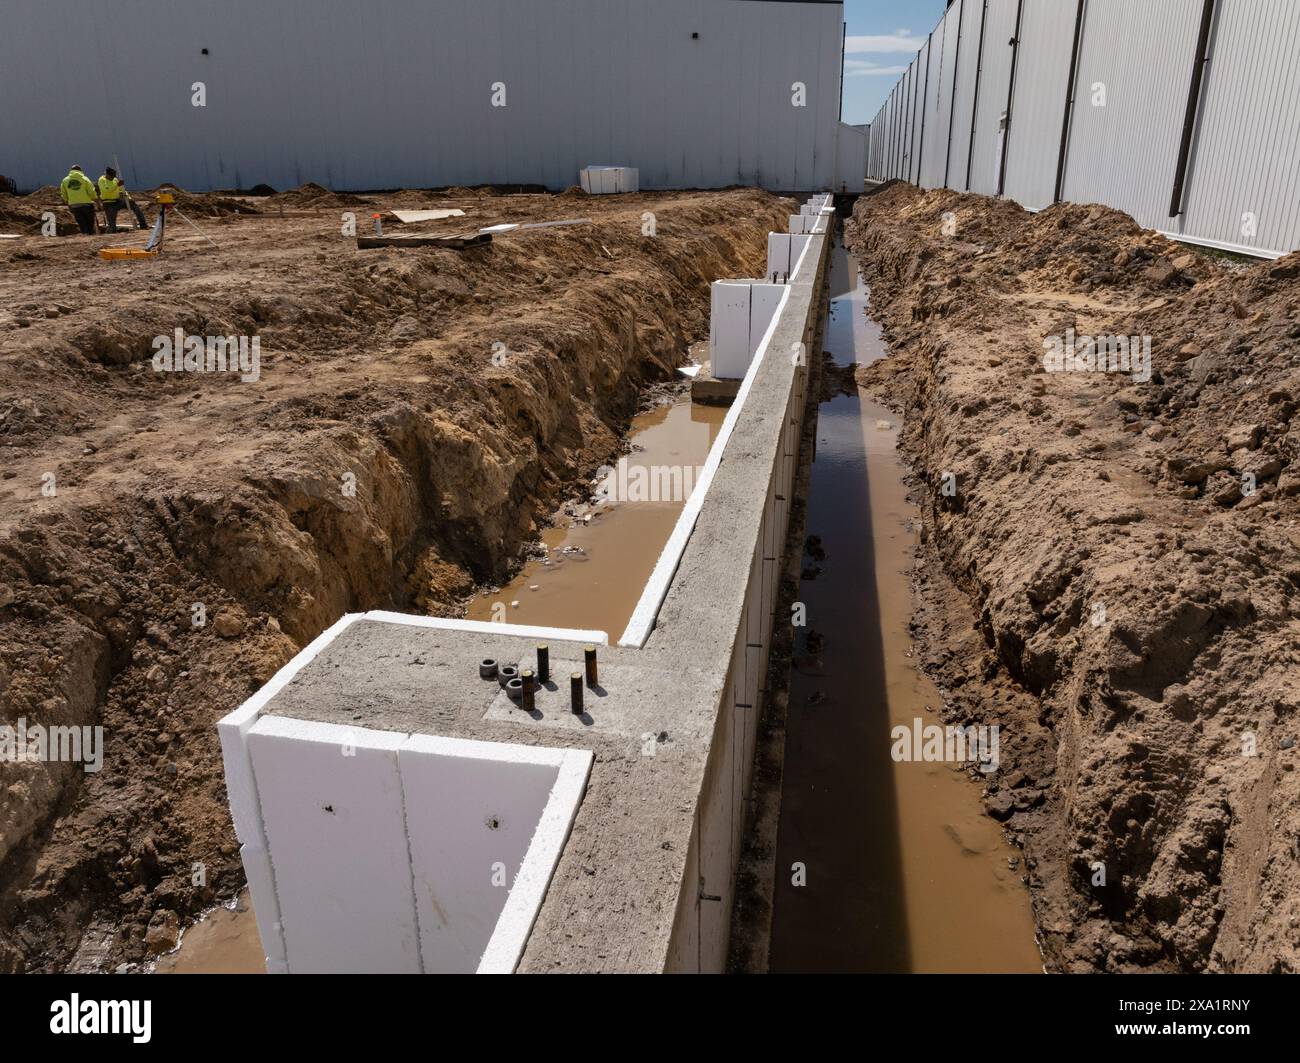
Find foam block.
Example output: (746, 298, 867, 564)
(767, 233, 813, 280)
(766, 232, 791, 280)
(247, 716, 420, 973)
(749, 283, 785, 352)
(239, 842, 286, 964)
(217, 702, 265, 850)
(399, 736, 562, 973)
(579, 166, 640, 195)
(789, 234, 812, 277)
(710, 280, 754, 379)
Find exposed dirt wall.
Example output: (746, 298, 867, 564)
(847, 184, 1300, 973)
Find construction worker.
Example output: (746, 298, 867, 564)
(59, 165, 99, 234)
(98, 167, 148, 232)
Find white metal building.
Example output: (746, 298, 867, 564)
(866, 0, 1300, 258)
(2, 0, 867, 194)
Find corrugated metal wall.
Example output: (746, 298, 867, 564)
(967, 0, 1019, 196)
(1061, 0, 1204, 228)
(1002, 0, 1078, 210)
(865, 0, 1300, 257)
(920, 15, 951, 185)
(946, 0, 979, 190)
(1177, 1, 1300, 255)
(1, 0, 851, 194)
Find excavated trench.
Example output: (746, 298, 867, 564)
(0, 188, 788, 971)
(767, 239, 1040, 973)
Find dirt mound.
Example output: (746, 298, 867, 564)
(1, 188, 76, 235)
(262, 182, 368, 209)
(846, 183, 1300, 973)
(0, 199, 53, 235)
(151, 187, 261, 217)
(0, 187, 790, 971)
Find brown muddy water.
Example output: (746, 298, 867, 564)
(153, 890, 264, 974)
(466, 398, 726, 636)
(768, 240, 1042, 973)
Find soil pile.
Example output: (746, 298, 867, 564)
(154, 187, 261, 218)
(262, 182, 369, 209)
(846, 184, 1300, 973)
(0, 188, 78, 236)
(0, 187, 790, 971)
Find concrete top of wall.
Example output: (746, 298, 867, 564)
(253, 230, 830, 971)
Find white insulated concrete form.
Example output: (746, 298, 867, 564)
(218, 204, 834, 973)
(710, 198, 828, 380)
(708, 282, 786, 381)
(579, 167, 641, 195)
(767, 232, 813, 282)
(866, 0, 1300, 258)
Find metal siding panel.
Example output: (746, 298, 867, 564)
(920, 27, 946, 188)
(1003, 0, 1080, 209)
(947, 0, 981, 189)
(905, 54, 920, 182)
(1181, 0, 1300, 254)
(922, 4, 962, 188)
(1062, 0, 1203, 232)
(968, 0, 1018, 196)
(904, 57, 916, 183)
(1, 0, 845, 193)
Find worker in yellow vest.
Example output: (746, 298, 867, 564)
(97, 167, 148, 232)
(59, 165, 100, 234)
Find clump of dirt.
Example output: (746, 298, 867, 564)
(0, 188, 78, 235)
(153, 187, 261, 217)
(0, 187, 791, 971)
(262, 182, 369, 209)
(846, 183, 1300, 973)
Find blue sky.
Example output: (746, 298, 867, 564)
(841, 0, 949, 124)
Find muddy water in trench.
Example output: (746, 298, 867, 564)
(153, 890, 264, 974)
(466, 399, 727, 636)
(160, 394, 724, 973)
(768, 241, 1041, 973)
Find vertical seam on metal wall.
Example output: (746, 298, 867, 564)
(944, 0, 966, 189)
(998, 0, 1026, 197)
(917, 32, 933, 183)
(1053, 0, 1089, 204)
(965, 0, 990, 191)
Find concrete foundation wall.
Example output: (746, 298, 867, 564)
(215, 205, 833, 974)
(664, 226, 829, 972)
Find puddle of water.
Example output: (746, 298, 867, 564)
(154, 890, 265, 974)
(769, 240, 1041, 973)
(466, 398, 726, 636)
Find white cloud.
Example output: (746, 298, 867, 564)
(844, 59, 911, 78)
(844, 33, 921, 54)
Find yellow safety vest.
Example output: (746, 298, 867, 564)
(61, 170, 96, 205)
(98, 176, 124, 201)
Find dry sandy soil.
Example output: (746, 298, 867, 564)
(0, 182, 789, 971)
(847, 183, 1300, 973)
